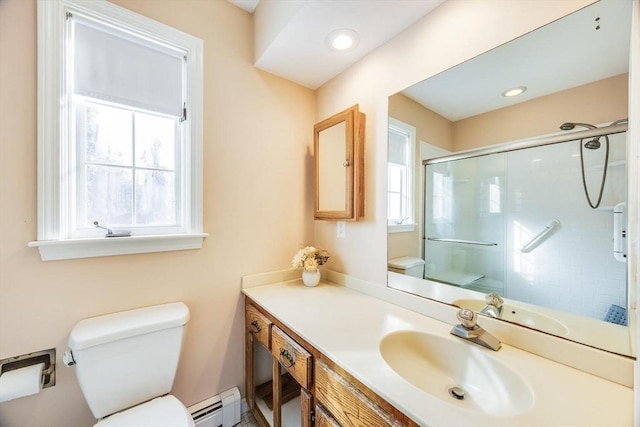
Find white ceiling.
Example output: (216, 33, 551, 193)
(226, 0, 258, 13)
(226, 0, 445, 89)
(401, 0, 632, 121)
(226, 0, 631, 116)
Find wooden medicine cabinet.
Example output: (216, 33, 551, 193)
(314, 104, 365, 221)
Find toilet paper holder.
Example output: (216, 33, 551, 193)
(0, 348, 56, 389)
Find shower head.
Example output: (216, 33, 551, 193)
(559, 122, 600, 149)
(559, 122, 597, 131)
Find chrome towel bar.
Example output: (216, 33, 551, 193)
(520, 219, 560, 253)
(426, 238, 497, 246)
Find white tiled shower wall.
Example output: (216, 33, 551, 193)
(424, 132, 627, 321)
(505, 133, 627, 320)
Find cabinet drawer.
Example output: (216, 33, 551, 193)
(246, 304, 272, 349)
(315, 360, 404, 427)
(271, 326, 312, 389)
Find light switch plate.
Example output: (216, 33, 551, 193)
(337, 221, 346, 238)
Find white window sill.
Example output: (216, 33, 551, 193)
(28, 233, 208, 261)
(388, 223, 416, 233)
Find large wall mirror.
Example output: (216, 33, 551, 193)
(387, 0, 635, 356)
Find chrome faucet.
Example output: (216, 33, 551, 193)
(480, 293, 504, 319)
(451, 308, 502, 351)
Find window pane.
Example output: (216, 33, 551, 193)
(135, 170, 176, 225)
(85, 102, 132, 166)
(388, 164, 402, 192)
(135, 112, 176, 170)
(388, 193, 401, 220)
(85, 165, 133, 226)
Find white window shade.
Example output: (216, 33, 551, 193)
(388, 130, 408, 165)
(74, 17, 184, 117)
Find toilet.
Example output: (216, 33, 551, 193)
(65, 302, 194, 427)
(388, 256, 425, 278)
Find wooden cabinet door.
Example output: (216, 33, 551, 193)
(315, 360, 405, 427)
(315, 403, 341, 427)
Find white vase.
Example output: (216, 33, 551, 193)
(302, 270, 321, 287)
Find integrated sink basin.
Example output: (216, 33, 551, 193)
(380, 330, 534, 417)
(452, 298, 569, 336)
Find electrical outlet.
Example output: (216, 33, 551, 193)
(337, 221, 346, 238)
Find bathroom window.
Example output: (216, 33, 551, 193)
(387, 118, 416, 232)
(31, 0, 206, 260)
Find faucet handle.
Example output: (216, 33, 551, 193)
(457, 308, 477, 329)
(485, 293, 504, 307)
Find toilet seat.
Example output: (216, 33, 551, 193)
(94, 395, 194, 427)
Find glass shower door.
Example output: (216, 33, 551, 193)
(424, 154, 506, 295)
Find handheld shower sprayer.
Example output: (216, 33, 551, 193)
(559, 121, 610, 209)
(559, 122, 600, 149)
(558, 118, 627, 209)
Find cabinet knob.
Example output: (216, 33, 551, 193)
(250, 319, 262, 333)
(279, 348, 295, 368)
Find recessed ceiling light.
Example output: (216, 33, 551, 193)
(326, 29, 359, 52)
(502, 86, 527, 97)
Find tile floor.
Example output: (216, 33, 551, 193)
(238, 410, 259, 427)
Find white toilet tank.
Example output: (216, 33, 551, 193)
(388, 256, 425, 278)
(68, 302, 190, 419)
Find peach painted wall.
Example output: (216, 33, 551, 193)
(453, 73, 629, 151)
(388, 93, 453, 151)
(0, 1, 314, 427)
(313, 0, 597, 285)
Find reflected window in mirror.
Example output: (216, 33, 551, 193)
(387, 118, 416, 233)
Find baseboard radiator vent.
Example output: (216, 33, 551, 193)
(189, 387, 241, 427)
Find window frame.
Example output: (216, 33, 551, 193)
(387, 117, 416, 233)
(30, 0, 206, 261)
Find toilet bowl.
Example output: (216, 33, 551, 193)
(388, 256, 425, 278)
(65, 302, 194, 427)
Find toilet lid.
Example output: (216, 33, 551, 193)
(94, 395, 195, 427)
(388, 256, 425, 269)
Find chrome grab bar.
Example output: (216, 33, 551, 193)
(520, 219, 560, 253)
(427, 237, 497, 247)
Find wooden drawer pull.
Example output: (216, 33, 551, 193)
(279, 348, 295, 368)
(250, 319, 262, 333)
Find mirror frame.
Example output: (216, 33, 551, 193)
(314, 104, 365, 221)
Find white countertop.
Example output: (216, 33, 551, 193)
(243, 279, 634, 427)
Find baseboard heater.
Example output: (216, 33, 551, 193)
(189, 387, 241, 427)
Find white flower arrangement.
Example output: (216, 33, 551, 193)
(291, 246, 330, 272)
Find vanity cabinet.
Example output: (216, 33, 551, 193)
(245, 297, 418, 427)
(314, 404, 340, 427)
(246, 301, 315, 427)
(315, 360, 412, 427)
